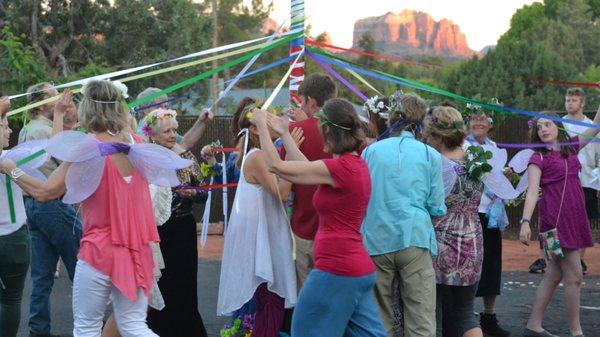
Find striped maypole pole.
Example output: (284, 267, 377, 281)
(289, 0, 305, 104)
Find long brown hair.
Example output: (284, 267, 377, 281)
(233, 98, 260, 169)
(529, 111, 576, 158)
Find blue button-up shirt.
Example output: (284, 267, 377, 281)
(361, 131, 446, 256)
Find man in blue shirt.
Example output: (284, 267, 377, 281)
(362, 93, 446, 337)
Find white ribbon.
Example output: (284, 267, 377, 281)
(221, 151, 229, 233)
(200, 176, 214, 247)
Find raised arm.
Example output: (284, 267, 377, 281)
(51, 89, 73, 136)
(267, 114, 307, 161)
(0, 159, 69, 202)
(252, 109, 333, 186)
(180, 109, 214, 151)
(519, 164, 542, 246)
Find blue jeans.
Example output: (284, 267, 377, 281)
(24, 198, 82, 334)
(291, 269, 386, 337)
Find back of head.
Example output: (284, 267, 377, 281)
(26, 82, 55, 119)
(319, 98, 364, 154)
(388, 93, 427, 134)
(79, 80, 128, 134)
(298, 73, 337, 107)
(423, 106, 467, 150)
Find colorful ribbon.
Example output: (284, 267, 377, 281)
(307, 51, 368, 101)
(8, 28, 303, 100)
(307, 48, 600, 131)
(128, 33, 300, 110)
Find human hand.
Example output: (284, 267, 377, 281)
(519, 223, 531, 246)
(290, 127, 305, 147)
(249, 108, 268, 126)
(201, 145, 217, 164)
(54, 89, 73, 116)
(285, 106, 308, 122)
(0, 96, 10, 114)
(0, 158, 17, 175)
(266, 114, 290, 136)
(200, 108, 214, 122)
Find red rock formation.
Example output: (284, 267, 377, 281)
(353, 10, 478, 59)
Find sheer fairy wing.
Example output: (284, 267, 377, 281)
(45, 131, 101, 163)
(128, 143, 193, 187)
(441, 156, 458, 197)
(508, 149, 534, 173)
(482, 145, 507, 172)
(4, 140, 50, 181)
(589, 167, 600, 191)
(482, 172, 520, 200)
(62, 156, 106, 204)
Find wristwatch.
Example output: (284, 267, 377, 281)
(10, 168, 25, 181)
(519, 218, 531, 225)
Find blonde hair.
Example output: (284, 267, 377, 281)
(26, 82, 55, 119)
(78, 80, 128, 134)
(423, 106, 467, 149)
(388, 93, 427, 134)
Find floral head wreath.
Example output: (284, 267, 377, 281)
(464, 96, 504, 126)
(427, 107, 466, 132)
(363, 91, 403, 120)
(142, 108, 177, 137)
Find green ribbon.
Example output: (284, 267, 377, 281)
(128, 33, 300, 109)
(5, 148, 47, 223)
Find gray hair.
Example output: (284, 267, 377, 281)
(26, 82, 55, 119)
(78, 80, 128, 134)
(150, 116, 179, 136)
(137, 88, 167, 109)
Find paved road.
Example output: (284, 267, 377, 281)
(17, 261, 600, 337)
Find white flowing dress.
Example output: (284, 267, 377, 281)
(217, 149, 297, 316)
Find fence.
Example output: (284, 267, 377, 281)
(9, 113, 600, 240)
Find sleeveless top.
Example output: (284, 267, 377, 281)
(78, 155, 160, 301)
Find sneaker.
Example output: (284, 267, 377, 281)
(480, 313, 510, 337)
(529, 258, 546, 273)
(581, 260, 588, 275)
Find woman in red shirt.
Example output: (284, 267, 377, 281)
(251, 98, 385, 337)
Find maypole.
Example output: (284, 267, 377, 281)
(289, 0, 305, 104)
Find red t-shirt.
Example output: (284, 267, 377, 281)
(284, 117, 332, 240)
(312, 154, 375, 277)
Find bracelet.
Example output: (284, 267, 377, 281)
(10, 168, 25, 181)
(519, 218, 531, 225)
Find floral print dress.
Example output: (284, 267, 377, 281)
(433, 159, 484, 286)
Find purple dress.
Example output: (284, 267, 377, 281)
(434, 160, 484, 286)
(529, 149, 593, 249)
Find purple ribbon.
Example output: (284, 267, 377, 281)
(307, 50, 368, 102)
(98, 142, 131, 156)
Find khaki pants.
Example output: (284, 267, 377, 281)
(293, 234, 314, 291)
(371, 247, 436, 337)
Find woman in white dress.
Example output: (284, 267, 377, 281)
(217, 105, 298, 337)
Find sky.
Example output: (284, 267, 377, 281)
(243, 0, 539, 51)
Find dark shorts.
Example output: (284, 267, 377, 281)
(583, 187, 598, 220)
(476, 213, 502, 297)
(436, 282, 480, 337)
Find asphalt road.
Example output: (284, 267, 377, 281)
(17, 261, 600, 337)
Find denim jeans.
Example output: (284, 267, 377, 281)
(291, 269, 386, 337)
(0, 225, 31, 337)
(24, 197, 82, 335)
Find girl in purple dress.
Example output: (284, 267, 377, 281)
(519, 90, 600, 337)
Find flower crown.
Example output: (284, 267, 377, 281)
(363, 92, 403, 120)
(81, 79, 129, 104)
(464, 96, 504, 125)
(142, 108, 177, 137)
(427, 108, 466, 132)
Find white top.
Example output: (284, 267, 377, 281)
(463, 138, 496, 213)
(563, 115, 600, 190)
(217, 149, 297, 315)
(0, 150, 27, 236)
